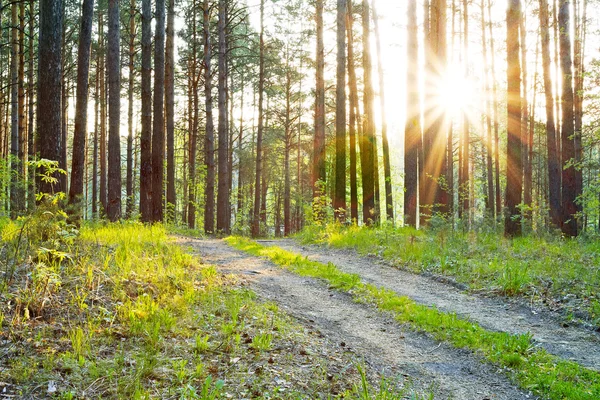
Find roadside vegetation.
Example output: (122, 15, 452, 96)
(227, 236, 600, 400)
(0, 206, 430, 399)
(297, 223, 600, 328)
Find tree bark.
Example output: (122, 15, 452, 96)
(152, 0, 166, 222)
(10, 2, 20, 216)
(334, 0, 347, 222)
(217, 0, 230, 233)
(204, 0, 216, 233)
(69, 0, 95, 212)
(126, 0, 136, 218)
(313, 0, 326, 208)
(140, 0, 153, 222)
(404, 0, 419, 227)
(347, 0, 359, 223)
(37, 0, 63, 195)
(166, 0, 176, 221)
(107, 0, 122, 221)
(505, 0, 523, 237)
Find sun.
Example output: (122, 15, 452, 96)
(436, 64, 478, 118)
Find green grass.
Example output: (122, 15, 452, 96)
(227, 236, 600, 400)
(296, 224, 600, 322)
(0, 220, 430, 399)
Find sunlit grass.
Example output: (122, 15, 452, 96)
(228, 236, 600, 400)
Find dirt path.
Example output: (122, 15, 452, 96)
(263, 239, 600, 372)
(179, 237, 531, 399)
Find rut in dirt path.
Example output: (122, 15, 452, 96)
(180, 237, 531, 400)
(262, 239, 600, 371)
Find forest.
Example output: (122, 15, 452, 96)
(1, 0, 600, 398)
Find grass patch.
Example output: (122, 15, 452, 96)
(0, 220, 429, 399)
(227, 236, 600, 400)
(297, 224, 600, 325)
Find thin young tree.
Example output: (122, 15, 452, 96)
(313, 0, 326, 205)
(505, 0, 523, 237)
(126, 0, 136, 218)
(69, 0, 95, 210)
(347, 0, 359, 223)
(10, 2, 20, 216)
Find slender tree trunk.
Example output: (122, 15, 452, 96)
(92, 56, 99, 217)
(17, 2, 26, 213)
(487, 0, 501, 216)
(251, 0, 265, 237)
(334, 0, 347, 222)
(217, 0, 230, 233)
(284, 58, 292, 235)
(347, 0, 359, 223)
(166, 0, 176, 222)
(481, 0, 494, 215)
(573, 0, 586, 225)
(37, 0, 63, 195)
(520, 10, 532, 223)
(10, 3, 20, 217)
(459, 0, 469, 221)
(405, 0, 420, 227)
(140, 0, 153, 222)
(69, 0, 95, 212)
(361, 0, 376, 225)
(188, 1, 198, 228)
(107, 0, 122, 221)
(126, 0, 135, 218)
(204, 0, 216, 233)
(152, 0, 166, 222)
(99, 7, 107, 213)
(27, 0, 35, 210)
(559, 0, 578, 236)
(505, 0, 523, 237)
(313, 0, 326, 209)
(372, 0, 393, 222)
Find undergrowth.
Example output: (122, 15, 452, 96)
(0, 216, 429, 399)
(297, 223, 600, 325)
(227, 236, 600, 400)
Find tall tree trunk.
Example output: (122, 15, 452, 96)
(27, 0, 35, 210)
(17, 2, 26, 213)
(284, 59, 292, 235)
(188, 1, 198, 228)
(107, 0, 122, 221)
(69, 0, 95, 212)
(203, 0, 216, 233)
(37, 0, 63, 195)
(92, 55, 99, 217)
(217, 0, 230, 233)
(361, 0, 376, 225)
(152, 0, 166, 222)
(559, 0, 578, 236)
(347, 0, 359, 223)
(140, 0, 153, 222)
(99, 6, 107, 213)
(520, 10, 532, 222)
(126, 0, 135, 218)
(404, 0, 419, 227)
(481, 0, 495, 215)
(487, 0, 501, 216)
(459, 0, 470, 221)
(505, 0, 523, 237)
(372, 0, 393, 222)
(166, 0, 176, 222)
(313, 0, 326, 210)
(10, 3, 20, 217)
(251, 0, 265, 237)
(573, 0, 586, 225)
(334, 0, 347, 222)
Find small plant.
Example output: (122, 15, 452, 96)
(194, 334, 210, 353)
(251, 333, 272, 351)
(68, 326, 89, 360)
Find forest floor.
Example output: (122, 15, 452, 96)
(180, 236, 539, 399)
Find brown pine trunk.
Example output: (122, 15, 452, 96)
(334, 0, 347, 222)
(69, 0, 95, 212)
(10, 3, 20, 217)
(347, 0, 359, 223)
(252, 0, 265, 237)
(188, 1, 199, 228)
(37, 0, 63, 195)
(126, 0, 135, 218)
(99, 7, 107, 213)
(152, 0, 166, 222)
(559, 0, 578, 236)
(481, 0, 495, 216)
(107, 0, 122, 221)
(166, 0, 176, 222)
(520, 11, 532, 223)
(487, 0, 502, 216)
(217, 0, 230, 233)
(203, 0, 216, 233)
(313, 0, 326, 207)
(140, 0, 153, 222)
(459, 0, 470, 221)
(404, 0, 419, 227)
(27, 0, 35, 210)
(505, 0, 523, 237)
